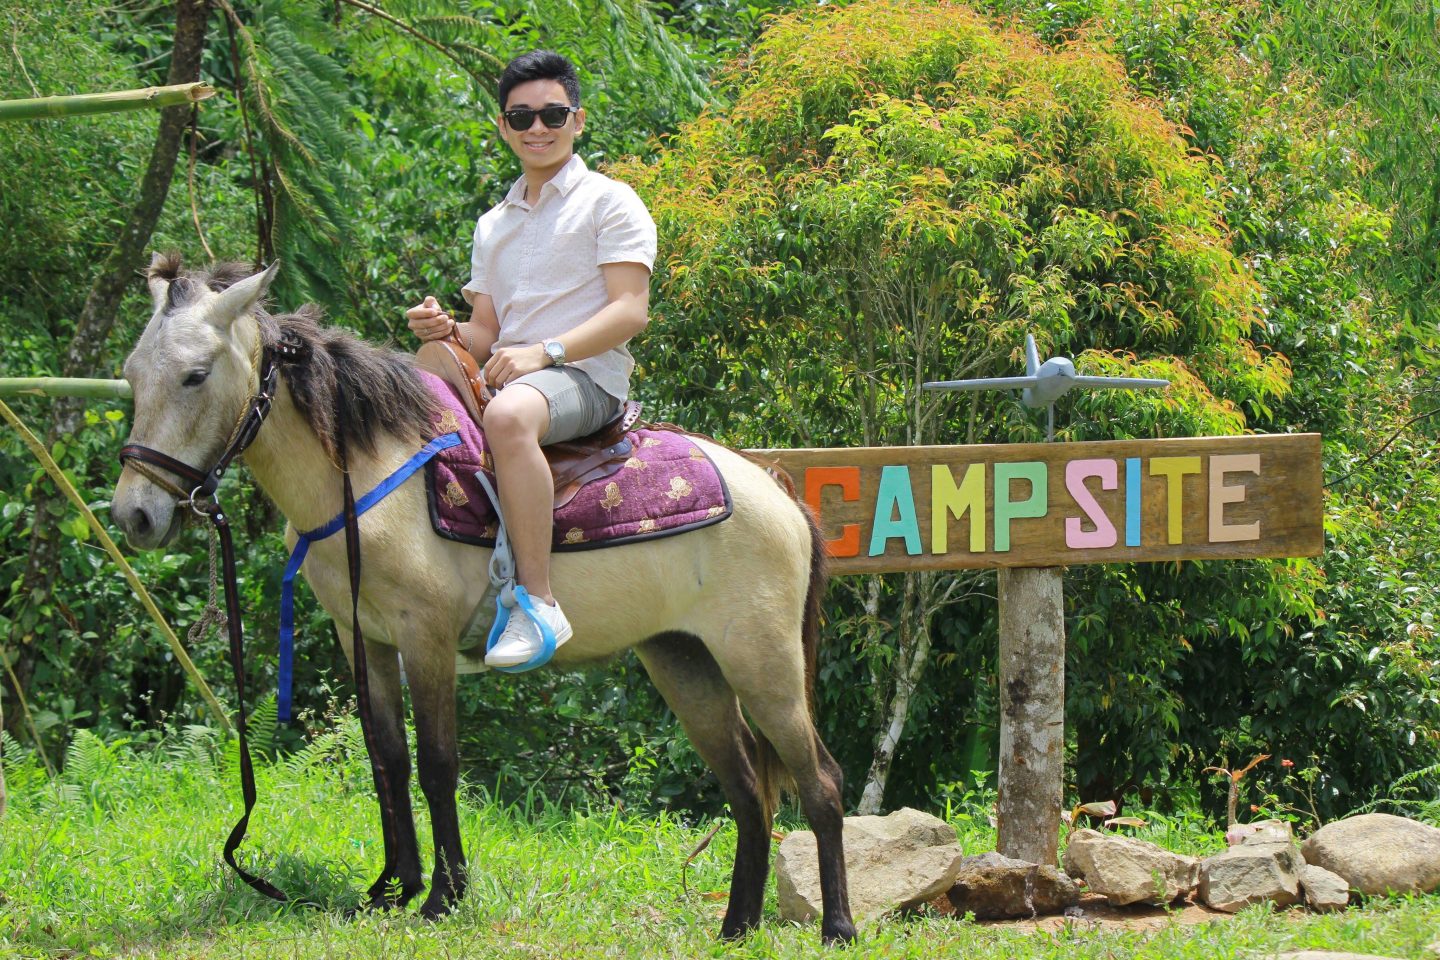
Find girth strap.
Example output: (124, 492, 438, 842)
(277, 432, 462, 722)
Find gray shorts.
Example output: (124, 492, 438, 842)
(509, 366, 622, 445)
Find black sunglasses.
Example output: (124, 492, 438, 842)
(502, 105, 579, 131)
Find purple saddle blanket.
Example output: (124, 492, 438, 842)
(418, 370, 732, 550)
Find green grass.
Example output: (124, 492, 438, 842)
(3, 726, 1439, 959)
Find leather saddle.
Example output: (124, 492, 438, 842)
(415, 336, 641, 509)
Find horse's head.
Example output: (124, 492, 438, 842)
(113, 254, 279, 549)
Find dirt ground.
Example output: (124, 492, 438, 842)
(928, 893, 1266, 934)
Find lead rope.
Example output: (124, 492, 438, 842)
(212, 385, 393, 909)
(188, 528, 227, 651)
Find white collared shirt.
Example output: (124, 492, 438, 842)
(461, 154, 656, 400)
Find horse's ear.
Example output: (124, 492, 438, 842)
(146, 251, 177, 312)
(208, 261, 280, 329)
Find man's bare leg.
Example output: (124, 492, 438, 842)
(481, 385, 555, 600)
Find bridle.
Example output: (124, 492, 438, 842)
(118, 334, 308, 512)
(114, 328, 396, 909)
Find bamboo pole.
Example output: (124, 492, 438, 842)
(0, 82, 215, 122)
(0, 398, 232, 733)
(0, 378, 131, 400)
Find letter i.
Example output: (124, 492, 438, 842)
(1125, 457, 1141, 547)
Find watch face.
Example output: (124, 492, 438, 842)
(546, 340, 565, 364)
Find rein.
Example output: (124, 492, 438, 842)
(116, 335, 393, 910)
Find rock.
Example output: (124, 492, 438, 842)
(1230, 820, 1295, 846)
(1299, 863, 1350, 912)
(1065, 829, 1198, 903)
(1199, 841, 1302, 912)
(1062, 829, 1201, 907)
(1300, 813, 1440, 896)
(775, 807, 964, 923)
(936, 852, 1081, 920)
(1062, 828, 1199, 906)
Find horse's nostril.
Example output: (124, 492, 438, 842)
(133, 507, 153, 537)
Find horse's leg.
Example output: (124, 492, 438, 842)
(721, 639, 856, 945)
(404, 647, 467, 919)
(634, 632, 770, 940)
(345, 634, 425, 909)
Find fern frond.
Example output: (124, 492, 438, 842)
(249, 694, 279, 762)
(62, 728, 109, 785)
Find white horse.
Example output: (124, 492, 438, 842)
(110, 254, 856, 943)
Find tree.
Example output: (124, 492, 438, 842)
(619, 0, 1288, 811)
(6, 0, 210, 735)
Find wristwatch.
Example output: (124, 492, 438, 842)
(543, 338, 567, 367)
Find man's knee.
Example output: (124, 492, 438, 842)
(482, 386, 549, 445)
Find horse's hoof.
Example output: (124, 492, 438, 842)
(718, 917, 759, 941)
(418, 892, 457, 920)
(357, 878, 423, 914)
(821, 920, 858, 946)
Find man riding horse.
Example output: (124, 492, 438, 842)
(405, 50, 655, 669)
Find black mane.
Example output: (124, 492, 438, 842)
(148, 254, 440, 460)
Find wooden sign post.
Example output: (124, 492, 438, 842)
(763, 433, 1324, 865)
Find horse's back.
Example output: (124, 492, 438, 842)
(547, 437, 813, 662)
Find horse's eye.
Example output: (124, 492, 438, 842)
(183, 370, 208, 387)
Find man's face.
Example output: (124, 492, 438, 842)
(498, 78, 585, 174)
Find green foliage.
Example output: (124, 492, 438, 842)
(3, 732, 1440, 956)
(2, 0, 1437, 834)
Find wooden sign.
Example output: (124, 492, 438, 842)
(759, 434, 1322, 575)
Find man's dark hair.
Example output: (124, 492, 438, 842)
(498, 50, 581, 111)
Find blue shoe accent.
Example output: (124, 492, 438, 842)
(485, 584, 559, 674)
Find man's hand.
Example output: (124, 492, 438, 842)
(484, 344, 549, 387)
(406, 296, 453, 342)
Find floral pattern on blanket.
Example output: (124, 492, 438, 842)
(419, 370, 731, 550)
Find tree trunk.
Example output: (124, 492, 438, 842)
(995, 566, 1066, 866)
(4, 0, 211, 734)
(857, 573, 932, 815)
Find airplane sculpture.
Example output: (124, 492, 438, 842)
(923, 334, 1170, 439)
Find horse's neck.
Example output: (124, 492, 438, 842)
(240, 382, 342, 531)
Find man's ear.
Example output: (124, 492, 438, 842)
(574, 107, 586, 137)
(208, 261, 280, 330)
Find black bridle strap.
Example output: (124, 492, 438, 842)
(335, 382, 402, 901)
(211, 497, 292, 903)
(215, 383, 396, 907)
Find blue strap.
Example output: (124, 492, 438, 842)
(277, 432, 462, 721)
(485, 583, 560, 674)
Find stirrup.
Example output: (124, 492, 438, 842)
(485, 584, 560, 674)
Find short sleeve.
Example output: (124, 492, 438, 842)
(595, 182, 657, 271)
(460, 216, 487, 305)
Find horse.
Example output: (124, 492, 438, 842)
(110, 254, 857, 944)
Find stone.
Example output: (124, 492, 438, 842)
(775, 807, 964, 923)
(1230, 819, 1295, 846)
(1199, 841, 1302, 912)
(1299, 863, 1350, 912)
(1300, 813, 1440, 896)
(1061, 828, 1199, 906)
(939, 852, 1081, 919)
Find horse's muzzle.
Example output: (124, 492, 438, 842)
(112, 472, 184, 550)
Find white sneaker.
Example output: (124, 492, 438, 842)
(485, 596, 573, 668)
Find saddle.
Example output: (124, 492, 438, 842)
(415, 336, 641, 509)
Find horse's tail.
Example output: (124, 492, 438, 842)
(753, 503, 828, 825)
